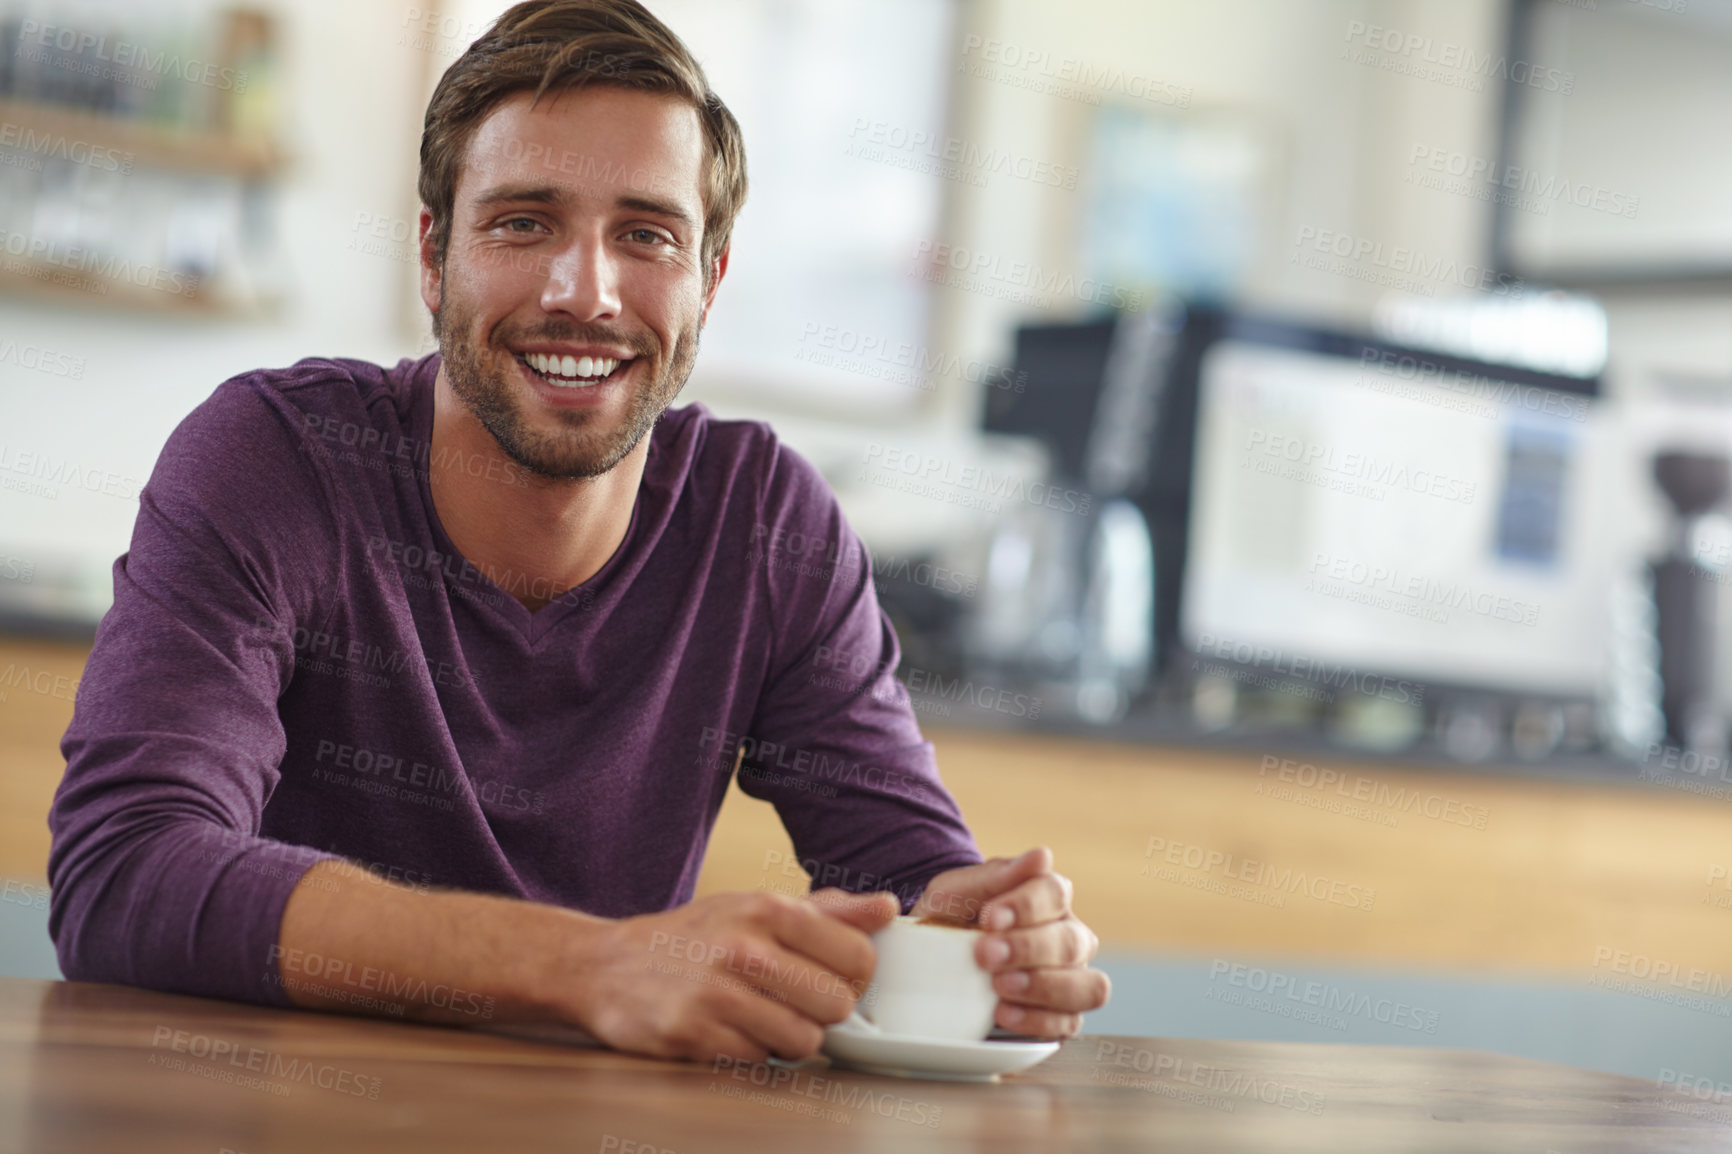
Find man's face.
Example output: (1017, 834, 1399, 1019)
(419, 86, 725, 480)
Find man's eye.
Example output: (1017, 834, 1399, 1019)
(503, 218, 542, 233)
(628, 228, 667, 245)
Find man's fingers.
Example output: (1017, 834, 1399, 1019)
(979, 872, 1073, 931)
(709, 985, 828, 1061)
(728, 939, 865, 1026)
(916, 847, 1054, 924)
(751, 887, 879, 998)
(992, 965, 1112, 1013)
(996, 1003, 1083, 1040)
(685, 1022, 771, 1065)
(977, 916, 1098, 971)
(806, 887, 898, 934)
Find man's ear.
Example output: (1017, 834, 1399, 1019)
(699, 245, 730, 327)
(417, 208, 443, 317)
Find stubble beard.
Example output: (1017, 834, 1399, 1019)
(435, 288, 699, 481)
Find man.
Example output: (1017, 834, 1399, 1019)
(48, 0, 1109, 1062)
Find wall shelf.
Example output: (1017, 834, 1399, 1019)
(0, 97, 287, 179)
(0, 259, 277, 319)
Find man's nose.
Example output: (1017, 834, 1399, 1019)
(539, 237, 622, 321)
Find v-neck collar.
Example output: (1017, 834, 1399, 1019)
(408, 355, 642, 647)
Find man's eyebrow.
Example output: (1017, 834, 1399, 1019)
(470, 183, 569, 210)
(468, 185, 698, 232)
(617, 194, 697, 231)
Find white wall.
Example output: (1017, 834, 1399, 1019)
(6, 0, 1731, 638)
(0, 0, 431, 618)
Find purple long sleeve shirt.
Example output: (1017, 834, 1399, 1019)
(47, 352, 982, 1006)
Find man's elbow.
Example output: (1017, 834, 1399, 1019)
(46, 879, 132, 987)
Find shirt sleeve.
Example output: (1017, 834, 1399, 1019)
(48, 377, 341, 1006)
(738, 438, 984, 911)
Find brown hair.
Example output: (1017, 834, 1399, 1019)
(417, 0, 747, 279)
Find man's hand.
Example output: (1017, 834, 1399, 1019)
(913, 847, 1109, 1038)
(558, 888, 897, 1063)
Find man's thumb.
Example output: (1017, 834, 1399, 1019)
(918, 847, 1054, 922)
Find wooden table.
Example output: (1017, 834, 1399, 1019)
(0, 978, 1723, 1152)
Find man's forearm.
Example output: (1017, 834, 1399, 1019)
(275, 859, 600, 1027)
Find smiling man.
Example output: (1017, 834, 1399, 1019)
(47, 0, 1109, 1062)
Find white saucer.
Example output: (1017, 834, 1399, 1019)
(820, 1015, 1061, 1082)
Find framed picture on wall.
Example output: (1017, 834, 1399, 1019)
(1074, 103, 1277, 305)
(1494, 0, 1732, 287)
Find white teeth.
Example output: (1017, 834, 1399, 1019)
(521, 352, 622, 387)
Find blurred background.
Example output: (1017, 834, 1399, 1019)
(3, 0, 1732, 1097)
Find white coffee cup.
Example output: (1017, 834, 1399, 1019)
(854, 916, 998, 1042)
